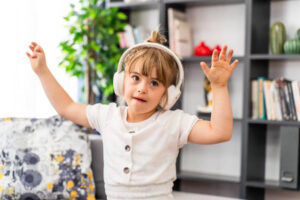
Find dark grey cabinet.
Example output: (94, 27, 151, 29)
(107, 0, 300, 199)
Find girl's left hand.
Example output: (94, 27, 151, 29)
(200, 45, 239, 87)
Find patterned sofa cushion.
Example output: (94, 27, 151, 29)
(0, 116, 96, 200)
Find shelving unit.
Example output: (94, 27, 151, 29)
(107, 0, 300, 199)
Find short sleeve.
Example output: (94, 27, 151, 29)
(177, 111, 198, 148)
(86, 103, 117, 134)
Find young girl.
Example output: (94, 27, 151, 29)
(26, 31, 238, 200)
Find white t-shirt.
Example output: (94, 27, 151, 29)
(86, 103, 198, 199)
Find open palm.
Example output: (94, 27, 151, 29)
(200, 45, 239, 87)
(26, 42, 47, 75)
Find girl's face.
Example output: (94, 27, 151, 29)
(124, 59, 166, 121)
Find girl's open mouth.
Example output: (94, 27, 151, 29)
(133, 97, 147, 102)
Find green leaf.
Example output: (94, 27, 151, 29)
(117, 12, 127, 20)
(90, 40, 100, 51)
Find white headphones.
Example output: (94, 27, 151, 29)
(113, 42, 184, 110)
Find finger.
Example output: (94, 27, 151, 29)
(31, 42, 38, 47)
(230, 59, 239, 71)
(226, 49, 233, 63)
(200, 62, 210, 76)
(211, 49, 218, 63)
(26, 52, 32, 58)
(29, 45, 34, 52)
(219, 45, 227, 61)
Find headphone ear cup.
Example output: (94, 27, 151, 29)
(113, 71, 125, 97)
(160, 85, 181, 110)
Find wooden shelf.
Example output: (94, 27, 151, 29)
(177, 170, 240, 184)
(246, 180, 281, 190)
(107, 1, 159, 10)
(248, 119, 300, 126)
(181, 56, 244, 63)
(164, 0, 245, 6)
(250, 54, 300, 60)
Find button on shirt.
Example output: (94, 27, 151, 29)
(86, 103, 198, 198)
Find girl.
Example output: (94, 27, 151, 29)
(26, 31, 238, 200)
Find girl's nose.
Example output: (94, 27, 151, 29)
(137, 81, 147, 93)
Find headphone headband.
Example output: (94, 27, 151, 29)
(117, 42, 184, 90)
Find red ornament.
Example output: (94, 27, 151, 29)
(210, 45, 221, 55)
(194, 41, 211, 56)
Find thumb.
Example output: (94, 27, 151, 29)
(200, 62, 210, 76)
(26, 52, 33, 59)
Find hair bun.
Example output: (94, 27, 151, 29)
(145, 30, 167, 44)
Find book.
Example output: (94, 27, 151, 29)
(276, 78, 289, 120)
(118, 32, 127, 48)
(292, 80, 300, 121)
(286, 80, 297, 121)
(251, 80, 258, 119)
(272, 80, 283, 121)
(281, 78, 297, 120)
(124, 24, 136, 47)
(257, 77, 266, 120)
(168, 8, 192, 57)
(133, 26, 142, 44)
(263, 80, 272, 120)
(173, 18, 193, 57)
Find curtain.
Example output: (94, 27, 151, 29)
(0, 0, 78, 118)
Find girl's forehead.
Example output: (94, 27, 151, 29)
(128, 59, 158, 77)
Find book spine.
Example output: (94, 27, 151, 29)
(283, 80, 292, 120)
(269, 81, 276, 120)
(258, 77, 266, 120)
(273, 80, 283, 121)
(251, 80, 258, 119)
(277, 79, 288, 120)
(263, 80, 271, 120)
(287, 81, 297, 121)
(292, 80, 300, 121)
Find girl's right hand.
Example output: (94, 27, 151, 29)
(26, 42, 47, 75)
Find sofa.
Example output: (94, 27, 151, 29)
(0, 116, 239, 200)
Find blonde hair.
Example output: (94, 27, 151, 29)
(123, 31, 179, 109)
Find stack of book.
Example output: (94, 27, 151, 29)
(118, 24, 145, 48)
(251, 77, 300, 121)
(167, 8, 193, 58)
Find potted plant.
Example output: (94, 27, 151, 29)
(59, 0, 128, 104)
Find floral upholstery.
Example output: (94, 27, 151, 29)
(0, 116, 96, 200)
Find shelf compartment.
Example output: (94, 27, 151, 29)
(246, 179, 280, 190)
(248, 119, 300, 126)
(197, 113, 242, 122)
(250, 54, 300, 60)
(181, 56, 245, 63)
(107, 1, 159, 10)
(164, 0, 245, 6)
(177, 170, 240, 184)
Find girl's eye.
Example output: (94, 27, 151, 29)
(132, 75, 139, 81)
(150, 81, 159, 87)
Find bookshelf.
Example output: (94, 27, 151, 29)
(107, 0, 300, 199)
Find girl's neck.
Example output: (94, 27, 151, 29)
(126, 108, 157, 123)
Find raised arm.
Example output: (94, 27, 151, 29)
(26, 42, 91, 128)
(188, 45, 239, 144)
